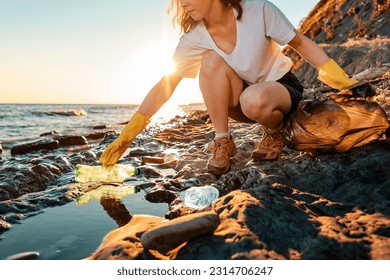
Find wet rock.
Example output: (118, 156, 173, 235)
(0, 218, 12, 231)
(93, 124, 109, 129)
(85, 131, 108, 140)
(53, 135, 88, 147)
(68, 150, 98, 165)
(6, 251, 40, 260)
(65, 145, 94, 153)
(129, 141, 166, 157)
(142, 156, 165, 164)
(51, 172, 77, 187)
(50, 155, 74, 173)
(11, 139, 59, 155)
(99, 132, 119, 146)
(352, 67, 389, 81)
(3, 213, 25, 224)
(0, 143, 3, 154)
(0, 185, 71, 222)
(154, 160, 178, 169)
(141, 211, 220, 252)
(144, 187, 178, 204)
(40, 131, 60, 137)
(0, 153, 76, 201)
(85, 215, 166, 260)
(138, 166, 164, 178)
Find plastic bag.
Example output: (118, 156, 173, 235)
(281, 84, 389, 154)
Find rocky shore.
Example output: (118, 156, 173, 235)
(1, 0, 389, 260)
(82, 76, 390, 260)
(1, 67, 389, 259)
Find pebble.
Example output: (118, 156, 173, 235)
(141, 211, 220, 252)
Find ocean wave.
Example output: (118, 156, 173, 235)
(32, 109, 87, 117)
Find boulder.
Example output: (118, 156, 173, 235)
(141, 211, 220, 252)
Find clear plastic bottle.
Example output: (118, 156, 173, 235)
(183, 186, 219, 210)
(74, 164, 138, 183)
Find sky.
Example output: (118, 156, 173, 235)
(0, 0, 319, 105)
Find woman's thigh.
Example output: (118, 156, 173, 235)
(228, 72, 303, 123)
(199, 51, 244, 108)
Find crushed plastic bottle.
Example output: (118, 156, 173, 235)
(74, 164, 138, 183)
(183, 186, 219, 210)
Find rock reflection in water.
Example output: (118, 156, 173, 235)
(68, 184, 140, 227)
(100, 198, 132, 227)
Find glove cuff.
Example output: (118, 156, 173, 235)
(318, 59, 358, 90)
(117, 111, 150, 144)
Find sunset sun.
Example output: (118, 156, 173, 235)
(133, 41, 176, 80)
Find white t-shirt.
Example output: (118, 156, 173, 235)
(172, 0, 296, 84)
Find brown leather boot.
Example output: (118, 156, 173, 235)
(207, 135, 237, 175)
(252, 126, 284, 160)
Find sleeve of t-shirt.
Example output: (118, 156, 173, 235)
(263, 1, 296, 46)
(172, 34, 208, 78)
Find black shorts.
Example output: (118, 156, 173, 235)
(228, 71, 304, 124)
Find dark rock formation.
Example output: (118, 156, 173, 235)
(11, 139, 59, 155)
(53, 135, 88, 147)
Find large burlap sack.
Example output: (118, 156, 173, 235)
(281, 92, 389, 154)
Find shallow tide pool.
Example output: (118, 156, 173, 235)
(0, 191, 168, 260)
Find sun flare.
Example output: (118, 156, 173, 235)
(133, 41, 176, 80)
(130, 40, 184, 121)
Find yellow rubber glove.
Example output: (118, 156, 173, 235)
(99, 111, 149, 166)
(318, 59, 358, 90)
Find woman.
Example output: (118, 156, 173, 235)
(99, 0, 357, 175)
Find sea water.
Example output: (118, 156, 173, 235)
(0, 104, 138, 148)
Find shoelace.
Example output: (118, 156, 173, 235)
(260, 127, 282, 148)
(212, 138, 230, 159)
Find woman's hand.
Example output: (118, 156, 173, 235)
(99, 74, 182, 166)
(288, 31, 358, 90)
(318, 59, 358, 90)
(99, 111, 149, 165)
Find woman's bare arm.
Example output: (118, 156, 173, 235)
(138, 74, 183, 117)
(287, 30, 329, 68)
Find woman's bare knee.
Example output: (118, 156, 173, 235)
(240, 88, 269, 120)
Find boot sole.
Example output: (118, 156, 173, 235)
(207, 163, 230, 175)
(251, 152, 280, 161)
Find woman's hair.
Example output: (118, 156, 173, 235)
(168, 0, 243, 34)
